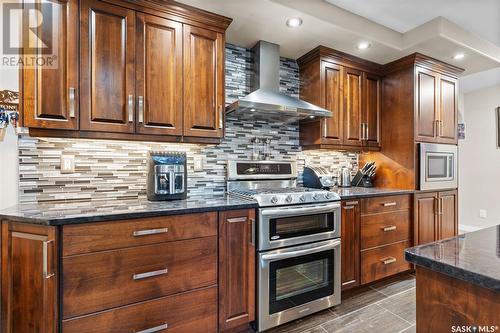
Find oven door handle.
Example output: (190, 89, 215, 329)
(261, 202, 341, 218)
(260, 239, 340, 261)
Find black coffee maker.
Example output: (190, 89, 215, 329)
(147, 151, 187, 201)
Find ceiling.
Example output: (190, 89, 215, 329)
(177, 0, 500, 80)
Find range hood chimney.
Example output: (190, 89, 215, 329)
(225, 41, 332, 120)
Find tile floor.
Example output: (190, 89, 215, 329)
(265, 273, 416, 333)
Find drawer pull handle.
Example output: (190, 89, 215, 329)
(138, 95, 144, 123)
(227, 217, 247, 223)
(381, 257, 397, 265)
(133, 228, 168, 237)
(136, 323, 168, 333)
(343, 206, 355, 210)
(133, 268, 168, 280)
(381, 225, 397, 232)
(128, 94, 134, 122)
(68, 87, 76, 118)
(344, 201, 358, 206)
(382, 202, 397, 207)
(42, 240, 55, 279)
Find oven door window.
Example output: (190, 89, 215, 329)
(426, 153, 453, 180)
(269, 249, 335, 314)
(270, 213, 334, 241)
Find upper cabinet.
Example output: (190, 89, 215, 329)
(80, 0, 136, 134)
(415, 66, 458, 144)
(298, 47, 382, 151)
(183, 26, 225, 138)
(21, 0, 79, 130)
(135, 14, 183, 136)
(21, 0, 232, 143)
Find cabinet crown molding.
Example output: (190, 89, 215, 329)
(383, 53, 464, 77)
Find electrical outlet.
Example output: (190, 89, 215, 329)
(479, 209, 488, 219)
(60, 155, 75, 174)
(193, 157, 203, 172)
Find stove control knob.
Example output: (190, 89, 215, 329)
(270, 196, 278, 204)
(313, 193, 320, 201)
(286, 195, 293, 203)
(299, 195, 306, 203)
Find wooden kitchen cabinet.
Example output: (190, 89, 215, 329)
(183, 25, 225, 139)
(21, 0, 231, 144)
(79, 0, 136, 133)
(343, 68, 363, 147)
(135, 13, 183, 136)
(218, 209, 255, 333)
(414, 190, 458, 245)
(341, 200, 361, 290)
(1, 222, 58, 333)
(415, 66, 458, 144)
(21, 0, 79, 130)
(298, 47, 382, 151)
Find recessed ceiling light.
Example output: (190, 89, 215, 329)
(453, 53, 465, 60)
(357, 42, 371, 50)
(250, 108, 256, 112)
(286, 17, 303, 28)
(309, 115, 315, 119)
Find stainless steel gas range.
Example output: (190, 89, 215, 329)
(227, 160, 342, 332)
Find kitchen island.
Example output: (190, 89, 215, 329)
(405, 226, 500, 332)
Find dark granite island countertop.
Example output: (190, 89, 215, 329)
(0, 195, 258, 226)
(405, 225, 500, 292)
(330, 186, 414, 199)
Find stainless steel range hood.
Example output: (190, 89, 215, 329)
(226, 41, 332, 120)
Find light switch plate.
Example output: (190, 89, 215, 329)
(479, 209, 488, 219)
(60, 155, 75, 174)
(193, 157, 203, 171)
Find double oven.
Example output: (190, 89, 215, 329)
(257, 201, 341, 331)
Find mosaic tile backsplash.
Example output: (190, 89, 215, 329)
(18, 44, 358, 204)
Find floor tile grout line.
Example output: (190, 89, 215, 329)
(374, 286, 416, 303)
(398, 324, 416, 333)
(380, 305, 415, 326)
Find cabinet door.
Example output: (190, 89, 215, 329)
(218, 210, 255, 332)
(183, 25, 224, 138)
(321, 61, 343, 145)
(22, 0, 78, 130)
(343, 68, 363, 146)
(363, 73, 381, 147)
(136, 14, 183, 136)
(415, 67, 439, 142)
(414, 192, 438, 245)
(439, 190, 458, 239)
(438, 76, 458, 144)
(341, 200, 360, 290)
(1, 222, 58, 333)
(80, 0, 136, 133)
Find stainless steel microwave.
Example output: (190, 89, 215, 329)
(419, 143, 458, 190)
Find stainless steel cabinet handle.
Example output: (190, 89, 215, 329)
(382, 202, 397, 207)
(128, 94, 134, 122)
(133, 268, 168, 280)
(366, 123, 369, 140)
(381, 225, 397, 232)
(250, 218, 255, 246)
(43, 240, 55, 279)
(135, 323, 168, 333)
(133, 228, 168, 237)
(138, 96, 144, 123)
(219, 105, 224, 128)
(323, 120, 327, 137)
(381, 257, 397, 265)
(343, 206, 355, 210)
(344, 201, 358, 206)
(68, 87, 76, 118)
(227, 217, 247, 223)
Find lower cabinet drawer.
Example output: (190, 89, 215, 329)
(62, 286, 217, 333)
(360, 210, 411, 249)
(63, 237, 217, 318)
(360, 241, 411, 284)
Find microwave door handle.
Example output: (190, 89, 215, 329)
(169, 171, 175, 194)
(261, 239, 340, 261)
(261, 202, 341, 218)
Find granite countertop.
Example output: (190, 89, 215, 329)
(405, 225, 500, 292)
(0, 195, 258, 226)
(330, 186, 414, 199)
